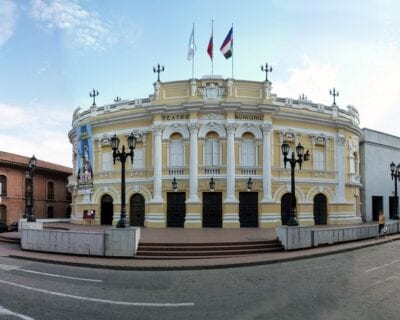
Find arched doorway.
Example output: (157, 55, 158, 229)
(130, 193, 145, 227)
(101, 194, 114, 225)
(281, 193, 296, 225)
(47, 206, 54, 218)
(0, 205, 6, 222)
(313, 193, 327, 225)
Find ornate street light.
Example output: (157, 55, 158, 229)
(25, 155, 37, 222)
(172, 177, 178, 191)
(281, 142, 310, 226)
(111, 133, 136, 228)
(390, 162, 400, 219)
(209, 177, 215, 191)
(247, 177, 253, 191)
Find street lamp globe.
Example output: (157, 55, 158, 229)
(127, 133, 137, 150)
(281, 143, 290, 156)
(390, 162, 396, 173)
(296, 143, 304, 157)
(110, 134, 120, 151)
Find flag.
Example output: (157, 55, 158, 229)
(220, 27, 233, 59)
(207, 34, 213, 59)
(187, 26, 195, 61)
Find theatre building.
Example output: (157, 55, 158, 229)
(68, 76, 362, 228)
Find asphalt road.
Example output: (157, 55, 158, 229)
(1, 240, 400, 320)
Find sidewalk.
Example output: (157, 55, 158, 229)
(1, 224, 399, 270)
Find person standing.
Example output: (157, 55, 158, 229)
(377, 210, 386, 238)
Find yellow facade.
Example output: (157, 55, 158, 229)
(68, 77, 362, 228)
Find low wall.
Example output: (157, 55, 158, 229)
(21, 226, 141, 257)
(277, 221, 399, 251)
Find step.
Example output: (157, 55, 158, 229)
(137, 243, 281, 252)
(0, 235, 20, 244)
(136, 247, 283, 257)
(139, 240, 277, 247)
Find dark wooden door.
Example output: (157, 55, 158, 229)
(167, 192, 186, 227)
(313, 193, 327, 225)
(372, 196, 383, 221)
(203, 192, 222, 227)
(239, 192, 258, 227)
(389, 196, 398, 219)
(130, 193, 145, 227)
(281, 193, 295, 225)
(101, 194, 113, 225)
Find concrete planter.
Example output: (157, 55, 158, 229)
(21, 226, 141, 257)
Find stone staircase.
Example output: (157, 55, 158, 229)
(135, 239, 283, 259)
(0, 233, 20, 244)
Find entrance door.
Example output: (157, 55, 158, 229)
(203, 192, 222, 227)
(101, 194, 113, 225)
(372, 196, 383, 221)
(389, 196, 398, 219)
(313, 193, 327, 225)
(281, 193, 295, 225)
(239, 192, 258, 227)
(167, 192, 186, 227)
(130, 193, 145, 227)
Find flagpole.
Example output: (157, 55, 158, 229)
(231, 23, 234, 79)
(211, 19, 214, 76)
(192, 22, 195, 79)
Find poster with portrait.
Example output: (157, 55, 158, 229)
(76, 124, 94, 188)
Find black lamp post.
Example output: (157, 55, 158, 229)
(390, 162, 400, 219)
(25, 155, 37, 222)
(209, 177, 215, 191)
(281, 143, 310, 226)
(247, 177, 253, 191)
(111, 133, 136, 228)
(172, 177, 178, 191)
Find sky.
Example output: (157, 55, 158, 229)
(0, 0, 399, 167)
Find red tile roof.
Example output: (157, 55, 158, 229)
(0, 151, 72, 175)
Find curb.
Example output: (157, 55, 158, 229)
(6, 236, 400, 271)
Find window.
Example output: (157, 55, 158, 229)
(0, 175, 7, 197)
(241, 133, 256, 167)
(169, 141, 184, 166)
(47, 181, 54, 200)
(102, 152, 113, 171)
(132, 149, 144, 169)
(66, 188, 72, 202)
(205, 132, 220, 166)
(314, 150, 326, 171)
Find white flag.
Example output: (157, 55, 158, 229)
(187, 26, 196, 61)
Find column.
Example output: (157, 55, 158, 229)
(187, 123, 200, 202)
(152, 124, 163, 203)
(185, 122, 202, 228)
(336, 135, 346, 203)
(261, 122, 273, 202)
(225, 123, 237, 202)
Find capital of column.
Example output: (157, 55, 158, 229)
(152, 124, 164, 136)
(188, 122, 199, 135)
(261, 122, 272, 135)
(337, 136, 345, 146)
(225, 123, 237, 135)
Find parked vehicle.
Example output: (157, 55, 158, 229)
(8, 222, 18, 232)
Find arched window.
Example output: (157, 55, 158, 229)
(205, 132, 220, 166)
(241, 132, 256, 167)
(47, 181, 54, 200)
(0, 175, 7, 197)
(169, 133, 184, 167)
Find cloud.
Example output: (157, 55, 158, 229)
(0, 0, 17, 47)
(30, 0, 112, 49)
(0, 102, 72, 167)
(273, 56, 338, 105)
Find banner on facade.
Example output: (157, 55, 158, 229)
(76, 124, 94, 188)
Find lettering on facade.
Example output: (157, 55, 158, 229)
(235, 113, 264, 121)
(161, 114, 189, 121)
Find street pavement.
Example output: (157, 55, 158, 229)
(1, 223, 399, 270)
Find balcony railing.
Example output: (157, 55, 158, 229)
(168, 167, 186, 176)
